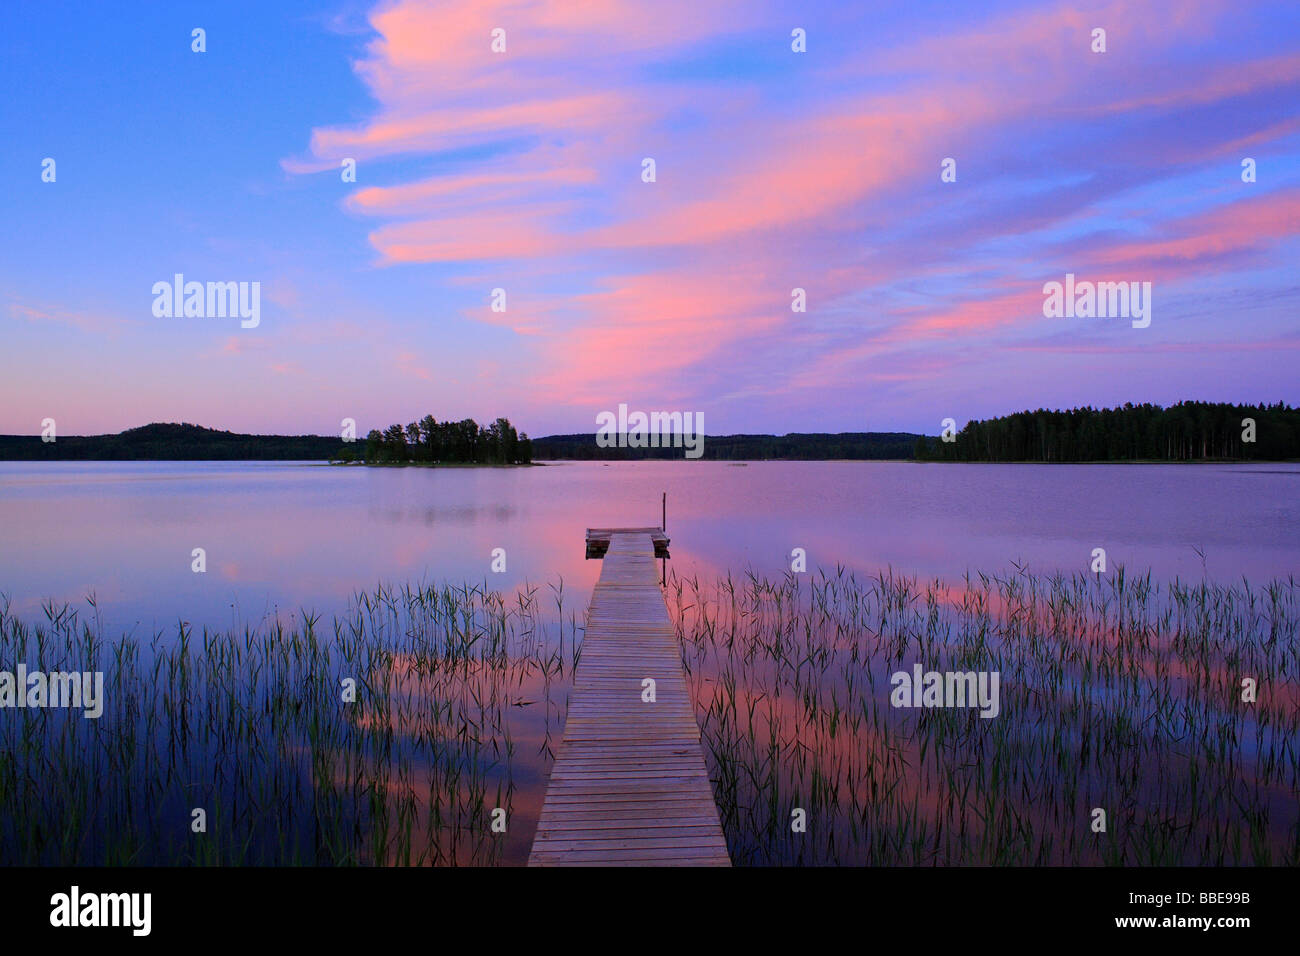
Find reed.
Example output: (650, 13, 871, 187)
(0, 581, 579, 866)
(4, 564, 1294, 867)
(670, 567, 1299, 866)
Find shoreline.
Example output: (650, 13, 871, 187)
(1, 456, 1296, 465)
(330, 460, 542, 468)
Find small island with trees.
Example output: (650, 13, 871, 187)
(347, 416, 533, 466)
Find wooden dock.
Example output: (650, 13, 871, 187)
(527, 531, 730, 866)
(585, 526, 670, 559)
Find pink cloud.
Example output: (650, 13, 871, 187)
(347, 164, 598, 216)
(6, 301, 128, 337)
(310, 92, 635, 160)
(369, 206, 573, 262)
(1087, 187, 1300, 272)
(529, 270, 787, 403)
(280, 0, 1297, 412)
(395, 349, 433, 381)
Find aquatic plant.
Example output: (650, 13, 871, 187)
(0, 581, 579, 866)
(671, 567, 1299, 865)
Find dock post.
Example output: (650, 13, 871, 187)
(661, 492, 667, 585)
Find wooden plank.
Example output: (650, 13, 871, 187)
(585, 527, 671, 559)
(528, 531, 729, 867)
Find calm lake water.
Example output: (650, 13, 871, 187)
(1, 459, 1296, 866)
(1, 460, 1296, 631)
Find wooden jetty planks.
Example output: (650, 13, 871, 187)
(585, 526, 670, 558)
(527, 532, 729, 866)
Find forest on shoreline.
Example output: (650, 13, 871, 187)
(529, 431, 921, 460)
(0, 402, 1294, 462)
(915, 401, 1298, 462)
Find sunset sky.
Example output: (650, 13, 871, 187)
(3, 0, 1298, 438)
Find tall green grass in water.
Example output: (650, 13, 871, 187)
(672, 568, 1299, 866)
(0, 582, 580, 865)
(4, 567, 1295, 867)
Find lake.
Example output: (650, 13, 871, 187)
(1, 459, 1296, 866)
(1, 460, 1296, 633)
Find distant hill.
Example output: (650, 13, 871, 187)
(530, 432, 923, 460)
(0, 423, 346, 460)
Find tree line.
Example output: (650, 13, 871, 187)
(914, 401, 1299, 462)
(351, 416, 532, 465)
(4, 404, 1291, 463)
(530, 431, 922, 460)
